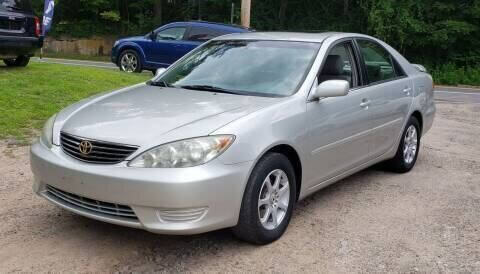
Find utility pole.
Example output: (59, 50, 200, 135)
(241, 0, 251, 28)
(231, 2, 235, 24)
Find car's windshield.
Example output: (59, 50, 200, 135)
(0, 0, 32, 12)
(154, 40, 320, 97)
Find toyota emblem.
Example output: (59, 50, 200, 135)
(79, 140, 93, 155)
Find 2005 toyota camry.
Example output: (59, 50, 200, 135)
(31, 32, 435, 244)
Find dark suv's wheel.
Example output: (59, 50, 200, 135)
(233, 152, 296, 244)
(386, 116, 421, 173)
(4, 56, 30, 67)
(118, 50, 142, 73)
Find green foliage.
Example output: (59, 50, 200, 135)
(0, 63, 149, 142)
(431, 64, 480, 86)
(100, 11, 121, 22)
(33, 0, 480, 72)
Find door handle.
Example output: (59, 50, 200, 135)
(360, 99, 371, 108)
(403, 87, 412, 95)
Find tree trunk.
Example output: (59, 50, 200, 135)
(118, 0, 128, 34)
(344, 0, 349, 16)
(198, 0, 202, 20)
(154, 0, 162, 25)
(278, 0, 288, 29)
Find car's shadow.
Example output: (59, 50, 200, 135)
(0, 63, 17, 70)
(46, 164, 389, 270)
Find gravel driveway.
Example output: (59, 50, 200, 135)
(0, 101, 479, 273)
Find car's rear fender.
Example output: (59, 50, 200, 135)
(409, 73, 435, 136)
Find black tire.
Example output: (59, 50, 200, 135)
(3, 59, 15, 66)
(3, 56, 30, 67)
(386, 116, 421, 173)
(118, 50, 142, 73)
(233, 152, 296, 245)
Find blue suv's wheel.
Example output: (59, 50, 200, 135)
(118, 50, 142, 73)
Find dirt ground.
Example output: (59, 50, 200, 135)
(0, 101, 479, 273)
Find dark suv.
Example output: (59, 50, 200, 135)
(0, 0, 42, 67)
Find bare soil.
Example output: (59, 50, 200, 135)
(0, 101, 479, 273)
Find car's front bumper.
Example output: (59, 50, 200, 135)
(30, 141, 252, 235)
(110, 46, 118, 65)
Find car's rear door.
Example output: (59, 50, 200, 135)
(185, 26, 228, 43)
(355, 39, 413, 158)
(304, 40, 372, 189)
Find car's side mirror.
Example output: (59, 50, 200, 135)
(155, 68, 166, 77)
(312, 80, 349, 100)
(149, 31, 156, 41)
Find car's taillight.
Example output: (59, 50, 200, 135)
(34, 17, 41, 37)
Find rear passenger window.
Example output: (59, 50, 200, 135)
(357, 40, 402, 84)
(187, 27, 226, 42)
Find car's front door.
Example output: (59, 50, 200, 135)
(355, 39, 413, 158)
(303, 41, 372, 190)
(146, 27, 199, 67)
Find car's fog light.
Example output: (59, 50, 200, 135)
(156, 207, 208, 223)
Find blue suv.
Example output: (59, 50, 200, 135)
(111, 21, 249, 73)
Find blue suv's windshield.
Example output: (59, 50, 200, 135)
(154, 40, 320, 97)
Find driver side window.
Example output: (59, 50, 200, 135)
(318, 42, 358, 88)
(156, 27, 186, 41)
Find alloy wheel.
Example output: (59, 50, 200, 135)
(258, 169, 290, 230)
(120, 53, 138, 72)
(403, 125, 418, 164)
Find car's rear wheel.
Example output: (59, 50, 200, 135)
(4, 56, 30, 67)
(119, 50, 142, 73)
(386, 116, 421, 173)
(233, 152, 296, 244)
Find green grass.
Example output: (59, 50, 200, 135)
(431, 64, 480, 86)
(36, 51, 111, 62)
(0, 62, 150, 143)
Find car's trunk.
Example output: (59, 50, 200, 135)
(0, 0, 36, 37)
(0, 11, 36, 37)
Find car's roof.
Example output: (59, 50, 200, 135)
(164, 21, 250, 32)
(215, 32, 366, 43)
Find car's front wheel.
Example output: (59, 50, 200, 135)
(118, 50, 142, 73)
(386, 116, 421, 173)
(4, 56, 30, 67)
(233, 152, 296, 244)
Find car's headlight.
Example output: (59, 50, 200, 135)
(113, 40, 120, 47)
(128, 135, 235, 168)
(40, 114, 56, 148)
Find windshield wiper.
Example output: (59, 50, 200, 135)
(147, 80, 174, 88)
(179, 85, 241, 95)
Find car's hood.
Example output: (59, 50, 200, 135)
(118, 36, 148, 43)
(58, 84, 277, 146)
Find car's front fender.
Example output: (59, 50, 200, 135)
(116, 42, 147, 66)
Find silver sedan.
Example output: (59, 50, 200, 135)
(30, 32, 435, 244)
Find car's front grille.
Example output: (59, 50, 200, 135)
(60, 132, 138, 164)
(46, 185, 137, 220)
